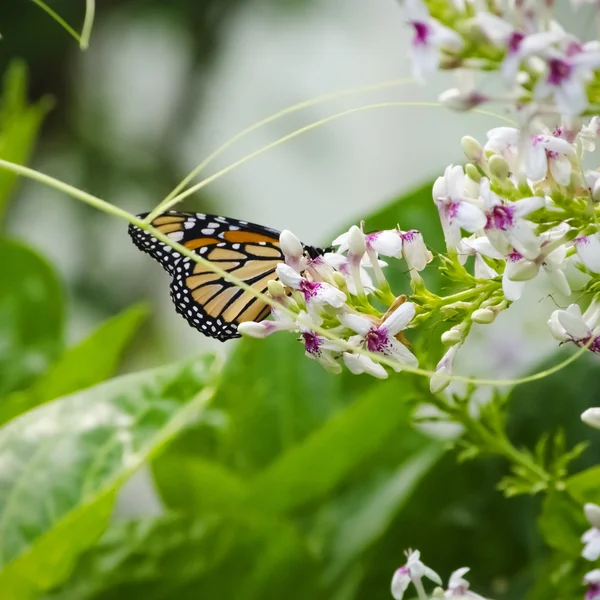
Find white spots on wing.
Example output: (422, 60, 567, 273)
(199, 247, 208, 254)
(184, 220, 195, 229)
(201, 228, 215, 235)
(232, 243, 240, 250)
(168, 231, 184, 242)
(229, 225, 239, 230)
(208, 222, 220, 228)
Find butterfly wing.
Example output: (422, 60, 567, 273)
(129, 211, 284, 341)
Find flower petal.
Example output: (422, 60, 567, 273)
(382, 302, 416, 336)
(549, 154, 572, 185)
(391, 570, 411, 600)
(512, 196, 545, 218)
(525, 144, 548, 181)
(343, 352, 388, 379)
(386, 339, 419, 371)
(454, 201, 487, 232)
(507, 220, 541, 260)
(557, 310, 590, 339)
(340, 312, 374, 337)
(368, 230, 403, 257)
(276, 263, 303, 289)
(502, 266, 527, 301)
(575, 234, 600, 273)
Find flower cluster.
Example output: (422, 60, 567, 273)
(238, 225, 432, 379)
(405, 0, 600, 117)
(391, 550, 485, 600)
(582, 504, 600, 600)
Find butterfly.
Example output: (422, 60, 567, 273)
(128, 211, 327, 341)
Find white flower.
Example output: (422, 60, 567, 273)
(535, 46, 600, 115)
(301, 329, 343, 374)
(341, 302, 418, 376)
(401, 229, 433, 271)
(323, 252, 375, 296)
(279, 229, 307, 273)
(547, 300, 600, 353)
(476, 14, 563, 83)
(583, 504, 600, 561)
(578, 117, 600, 152)
(430, 344, 460, 393)
(582, 408, 600, 430)
(343, 349, 388, 379)
(460, 235, 500, 279)
(585, 170, 600, 202)
(404, 0, 464, 83)
(333, 228, 403, 258)
(433, 165, 487, 251)
(526, 134, 575, 185)
(480, 178, 544, 260)
(276, 264, 346, 314)
(237, 305, 299, 338)
(391, 550, 442, 600)
(584, 570, 600, 600)
(444, 567, 485, 599)
(574, 234, 600, 273)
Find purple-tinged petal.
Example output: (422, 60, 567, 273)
(277, 263, 304, 289)
(575, 234, 600, 273)
(454, 201, 487, 232)
(368, 230, 403, 257)
(506, 220, 541, 260)
(402, 230, 431, 271)
(525, 143, 548, 181)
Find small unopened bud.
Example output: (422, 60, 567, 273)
(585, 503, 600, 529)
(238, 322, 270, 339)
(508, 260, 539, 282)
(582, 407, 600, 430)
(439, 88, 488, 111)
(441, 327, 462, 345)
(268, 279, 286, 297)
(348, 225, 366, 256)
(461, 136, 483, 162)
(332, 271, 347, 290)
(280, 230, 303, 260)
(489, 155, 510, 180)
(465, 163, 482, 183)
(471, 308, 495, 324)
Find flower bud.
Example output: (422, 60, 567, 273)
(237, 322, 270, 338)
(507, 260, 539, 282)
(465, 163, 482, 183)
(441, 327, 462, 345)
(348, 225, 367, 256)
(585, 503, 600, 529)
(461, 136, 483, 162)
(582, 407, 600, 430)
(279, 230, 303, 260)
(489, 155, 510, 180)
(471, 308, 495, 324)
(268, 279, 286, 298)
(439, 89, 488, 111)
(332, 271, 347, 290)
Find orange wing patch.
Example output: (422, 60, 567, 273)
(185, 238, 219, 250)
(223, 230, 279, 244)
(153, 215, 185, 226)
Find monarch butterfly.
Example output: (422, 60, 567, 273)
(128, 211, 327, 341)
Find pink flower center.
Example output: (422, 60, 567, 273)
(507, 31, 525, 54)
(299, 279, 321, 301)
(580, 335, 600, 354)
(402, 230, 418, 242)
(586, 582, 600, 600)
(412, 21, 430, 46)
(507, 250, 523, 263)
(575, 236, 590, 247)
(486, 205, 515, 231)
(302, 331, 322, 355)
(546, 149, 559, 160)
(547, 58, 572, 85)
(366, 327, 389, 352)
(447, 201, 460, 220)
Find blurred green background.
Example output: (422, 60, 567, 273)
(0, 2, 599, 599)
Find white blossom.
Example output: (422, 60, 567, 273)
(391, 550, 442, 600)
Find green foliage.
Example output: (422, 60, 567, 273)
(0, 238, 64, 398)
(0, 61, 53, 221)
(0, 355, 222, 599)
(0, 304, 148, 426)
(45, 512, 322, 600)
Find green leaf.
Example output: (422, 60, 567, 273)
(567, 465, 600, 505)
(538, 492, 586, 555)
(0, 60, 53, 220)
(0, 354, 222, 600)
(245, 378, 426, 514)
(321, 445, 443, 583)
(45, 512, 323, 600)
(153, 334, 347, 481)
(0, 304, 148, 426)
(0, 238, 64, 398)
(152, 454, 247, 514)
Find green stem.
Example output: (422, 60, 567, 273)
(31, 0, 81, 42)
